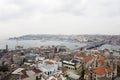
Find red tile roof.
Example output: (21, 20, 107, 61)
(85, 70, 90, 75)
(97, 56, 106, 63)
(59, 67, 67, 73)
(21, 74, 28, 79)
(93, 66, 113, 75)
(83, 56, 92, 62)
(33, 68, 42, 74)
(4, 54, 11, 59)
(45, 61, 54, 64)
(91, 51, 101, 55)
(117, 60, 120, 66)
(74, 53, 86, 60)
(75, 53, 85, 58)
(21, 69, 28, 79)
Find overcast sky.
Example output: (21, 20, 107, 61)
(0, 0, 120, 39)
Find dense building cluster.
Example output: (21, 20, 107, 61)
(0, 45, 120, 80)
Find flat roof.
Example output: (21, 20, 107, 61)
(63, 61, 75, 65)
(67, 72, 80, 79)
(12, 68, 25, 74)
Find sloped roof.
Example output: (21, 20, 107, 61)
(93, 66, 113, 75)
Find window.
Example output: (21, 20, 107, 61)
(69, 67, 70, 69)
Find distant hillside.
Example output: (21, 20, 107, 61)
(9, 34, 75, 41)
(9, 34, 120, 45)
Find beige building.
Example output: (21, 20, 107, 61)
(12, 68, 42, 80)
(62, 58, 83, 74)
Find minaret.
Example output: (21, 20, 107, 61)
(6, 44, 8, 52)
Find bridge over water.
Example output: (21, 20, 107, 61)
(77, 41, 109, 50)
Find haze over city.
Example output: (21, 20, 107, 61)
(0, 0, 120, 39)
(1, 0, 120, 80)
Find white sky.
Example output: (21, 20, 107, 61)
(0, 0, 120, 39)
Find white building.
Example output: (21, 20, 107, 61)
(36, 58, 59, 75)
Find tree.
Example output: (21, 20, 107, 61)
(64, 74, 69, 80)
(0, 65, 9, 72)
(117, 65, 120, 76)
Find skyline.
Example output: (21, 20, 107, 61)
(0, 0, 120, 39)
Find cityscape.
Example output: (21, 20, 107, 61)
(0, 35, 120, 80)
(0, 0, 120, 80)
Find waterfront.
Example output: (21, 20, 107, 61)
(0, 40, 87, 50)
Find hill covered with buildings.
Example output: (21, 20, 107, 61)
(9, 34, 120, 45)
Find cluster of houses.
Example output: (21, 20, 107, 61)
(0, 45, 120, 80)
